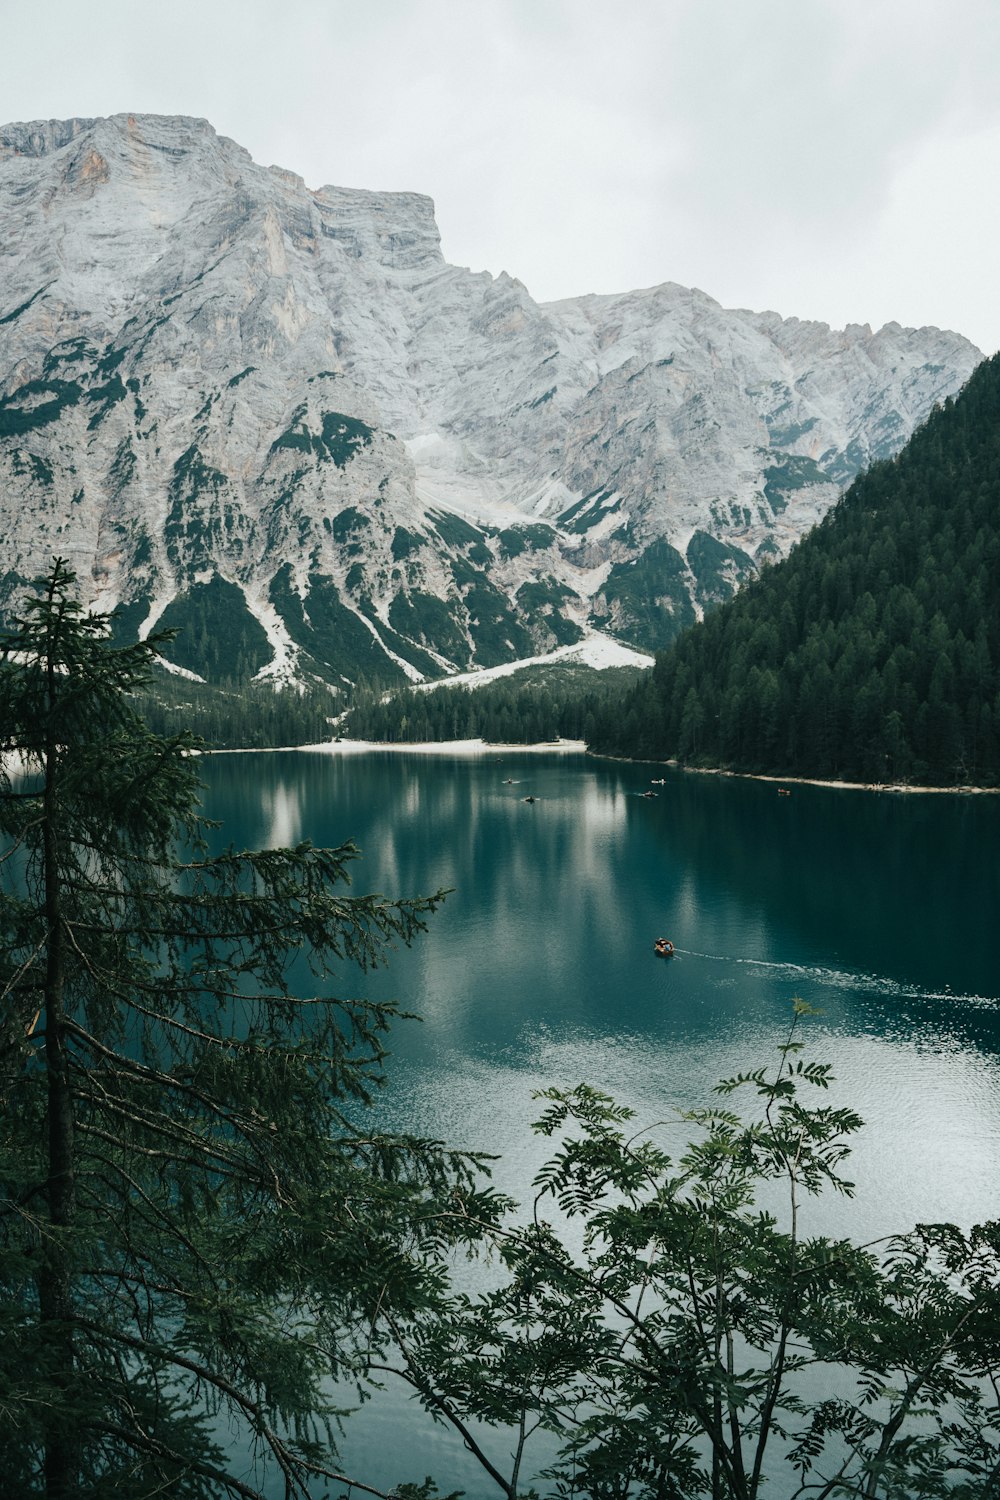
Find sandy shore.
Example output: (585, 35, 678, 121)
(206, 737, 589, 757)
(670, 763, 999, 795)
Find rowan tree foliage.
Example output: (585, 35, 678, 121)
(387, 1007, 1000, 1499)
(0, 560, 497, 1499)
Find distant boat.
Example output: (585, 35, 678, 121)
(778, 788, 791, 797)
(654, 939, 674, 958)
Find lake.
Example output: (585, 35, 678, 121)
(198, 748, 1000, 1496)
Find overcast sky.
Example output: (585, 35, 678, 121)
(6, 0, 1000, 353)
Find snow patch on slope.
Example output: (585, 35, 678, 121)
(414, 629, 652, 693)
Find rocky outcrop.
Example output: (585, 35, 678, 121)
(0, 113, 982, 683)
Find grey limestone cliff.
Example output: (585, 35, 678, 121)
(0, 113, 982, 685)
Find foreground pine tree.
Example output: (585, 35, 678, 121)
(0, 560, 493, 1499)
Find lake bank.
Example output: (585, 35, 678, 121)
(672, 762, 1000, 795)
(204, 737, 589, 756)
(201, 736, 999, 793)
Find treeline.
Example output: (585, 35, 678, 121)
(130, 658, 644, 753)
(590, 353, 1000, 786)
(133, 673, 339, 749)
(343, 668, 639, 744)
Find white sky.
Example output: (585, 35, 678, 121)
(5, 0, 1000, 353)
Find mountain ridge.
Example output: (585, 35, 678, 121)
(0, 113, 983, 690)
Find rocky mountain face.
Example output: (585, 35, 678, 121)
(0, 113, 983, 687)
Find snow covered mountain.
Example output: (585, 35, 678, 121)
(0, 113, 982, 686)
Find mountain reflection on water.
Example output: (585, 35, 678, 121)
(198, 750, 1000, 1497)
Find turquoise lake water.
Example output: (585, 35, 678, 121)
(197, 749, 1000, 1496)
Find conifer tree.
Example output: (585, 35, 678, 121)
(0, 560, 493, 1499)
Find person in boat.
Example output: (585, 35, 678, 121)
(654, 938, 674, 957)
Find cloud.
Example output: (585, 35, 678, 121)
(2, 0, 998, 349)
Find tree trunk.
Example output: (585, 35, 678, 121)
(38, 644, 78, 1498)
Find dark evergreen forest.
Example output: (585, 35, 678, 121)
(589, 353, 1000, 786)
(342, 666, 640, 745)
(132, 674, 338, 749)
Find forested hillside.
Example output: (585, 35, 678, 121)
(343, 664, 641, 745)
(131, 674, 338, 749)
(590, 354, 1000, 786)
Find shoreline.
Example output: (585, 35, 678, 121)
(202, 738, 996, 793)
(204, 737, 590, 757)
(669, 763, 999, 796)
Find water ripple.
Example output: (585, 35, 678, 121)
(673, 949, 1000, 1010)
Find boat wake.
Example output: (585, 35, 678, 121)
(670, 949, 999, 1010)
